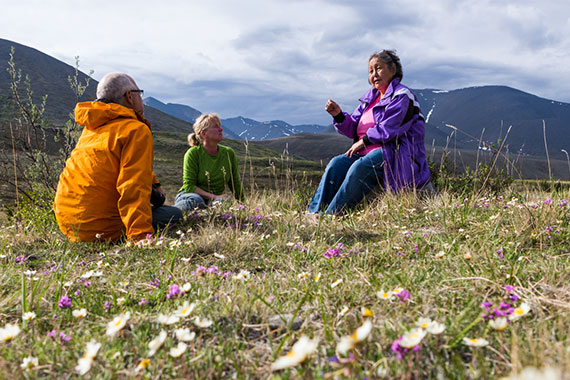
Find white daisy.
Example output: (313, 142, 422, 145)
(156, 313, 180, 325)
(508, 303, 531, 321)
(399, 328, 427, 348)
(271, 336, 319, 371)
(106, 312, 130, 338)
(22, 312, 36, 321)
(175, 301, 196, 318)
(0, 323, 20, 342)
(169, 342, 188, 358)
(148, 330, 167, 357)
(175, 328, 196, 342)
(462, 337, 489, 347)
(489, 317, 508, 331)
(72, 309, 87, 318)
(20, 356, 38, 370)
(336, 320, 373, 355)
(192, 316, 213, 328)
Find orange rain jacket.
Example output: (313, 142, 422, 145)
(54, 101, 158, 242)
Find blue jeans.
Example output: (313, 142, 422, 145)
(152, 205, 183, 230)
(307, 148, 384, 214)
(174, 191, 208, 211)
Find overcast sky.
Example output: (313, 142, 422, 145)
(1, 0, 569, 125)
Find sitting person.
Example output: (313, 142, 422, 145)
(53, 72, 182, 242)
(174, 113, 244, 211)
(308, 49, 432, 214)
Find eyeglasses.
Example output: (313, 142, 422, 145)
(127, 89, 144, 97)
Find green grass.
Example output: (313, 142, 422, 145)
(0, 183, 569, 379)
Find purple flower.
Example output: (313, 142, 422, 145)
(104, 301, 112, 311)
(150, 278, 160, 288)
(74, 289, 81, 296)
(15, 255, 28, 265)
(237, 204, 246, 210)
(497, 248, 504, 258)
(83, 281, 91, 287)
(47, 329, 57, 339)
(395, 289, 410, 303)
(510, 294, 520, 302)
(58, 296, 71, 309)
(482, 301, 494, 308)
(504, 285, 516, 292)
(138, 298, 149, 306)
(391, 337, 408, 360)
(59, 331, 71, 344)
(166, 284, 181, 299)
(544, 198, 552, 205)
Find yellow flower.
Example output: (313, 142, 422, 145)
(135, 358, 150, 374)
(271, 336, 319, 371)
(361, 307, 373, 317)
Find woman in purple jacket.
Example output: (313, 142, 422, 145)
(308, 50, 432, 214)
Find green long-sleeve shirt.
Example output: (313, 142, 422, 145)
(179, 145, 244, 201)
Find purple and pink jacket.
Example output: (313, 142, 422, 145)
(333, 77, 431, 193)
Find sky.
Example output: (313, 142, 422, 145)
(1, 0, 569, 125)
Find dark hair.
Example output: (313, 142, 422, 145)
(369, 50, 403, 81)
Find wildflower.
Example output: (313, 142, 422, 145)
(426, 322, 445, 335)
(75, 340, 101, 375)
(489, 317, 508, 331)
(271, 336, 319, 371)
(47, 330, 57, 339)
(148, 330, 167, 357)
(193, 316, 213, 328)
(150, 278, 160, 288)
(22, 312, 36, 321)
(508, 303, 530, 321)
(72, 309, 87, 318)
(361, 307, 373, 317)
(435, 250, 445, 258)
(462, 337, 489, 347)
(336, 320, 373, 355)
(166, 284, 181, 299)
(213, 252, 225, 259)
(395, 289, 411, 302)
(175, 328, 196, 342)
(330, 279, 343, 288)
(377, 290, 394, 300)
(138, 298, 149, 307)
(59, 331, 72, 344)
(176, 301, 196, 318)
(416, 317, 433, 329)
(233, 270, 251, 281)
(104, 301, 112, 311)
(314, 273, 321, 282)
(298, 272, 310, 280)
(169, 342, 188, 358)
(58, 296, 72, 309)
(20, 356, 39, 370)
(135, 358, 151, 373)
(106, 312, 130, 338)
(157, 313, 180, 325)
(337, 306, 349, 318)
(80, 270, 103, 279)
(399, 328, 427, 348)
(0, 323, 20, 343)
(181, 282, 192, 293)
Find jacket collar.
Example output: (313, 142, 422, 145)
(359, 77, 401, 104)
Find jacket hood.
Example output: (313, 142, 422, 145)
(75, 101, 151, 130)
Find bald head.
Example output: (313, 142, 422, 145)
(96, 72, 136, 105)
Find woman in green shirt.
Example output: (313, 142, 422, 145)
(174, 113, 244, 211)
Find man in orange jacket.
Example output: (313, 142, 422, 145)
(54, 72, 182, 242)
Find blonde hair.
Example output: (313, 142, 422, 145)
(188, 113, 222, 146)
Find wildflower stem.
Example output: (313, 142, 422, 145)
(274, 289, 311, 358)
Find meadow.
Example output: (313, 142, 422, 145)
(0, 172, 569, 379)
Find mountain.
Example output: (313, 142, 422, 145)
(415, 86, 570, 158)
(0, 38, 193, 133)
(221, 116, 326, 140)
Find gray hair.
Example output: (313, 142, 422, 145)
(369, 50, 403, 81)
(96, 72, 135, 104)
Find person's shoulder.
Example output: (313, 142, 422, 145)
(218, 145, 236, 154)
(391, 82, 417, 100)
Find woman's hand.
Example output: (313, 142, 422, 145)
(345, 139, 365, 157)
(325, 99, 342, 117)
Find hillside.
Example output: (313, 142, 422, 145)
(0, 38, 194, 133)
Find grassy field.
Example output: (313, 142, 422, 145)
(0, 177, 569, 379)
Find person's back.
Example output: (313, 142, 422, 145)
(54, 101, 155, 242)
